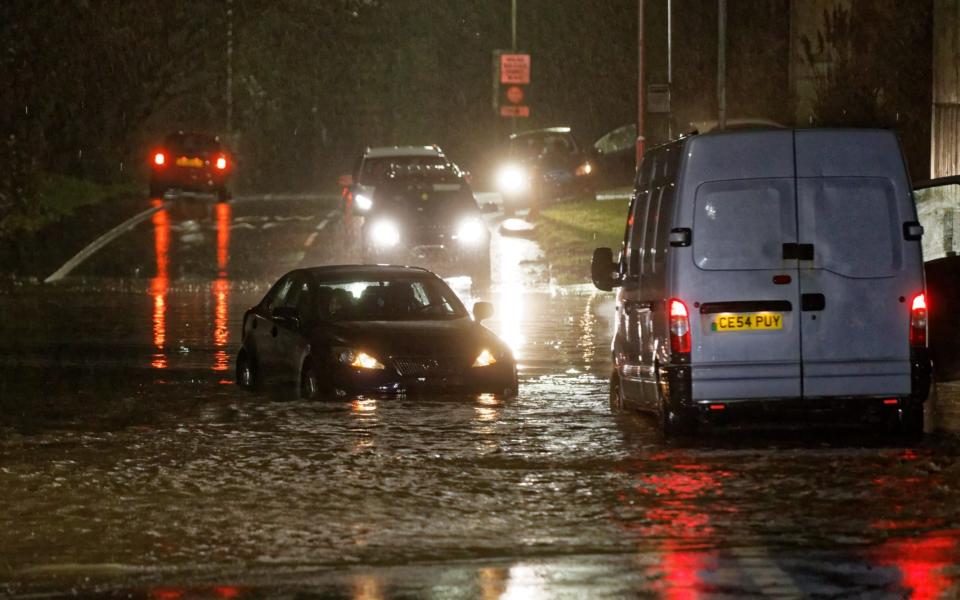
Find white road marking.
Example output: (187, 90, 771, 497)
(44, 201, 170, 283)
(304, 209, 338, 247)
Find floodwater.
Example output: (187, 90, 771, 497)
(3, 197, 960, 598)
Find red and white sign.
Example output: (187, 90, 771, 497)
(500, 54, 531, 84)
(505, 85, 524, 105)
(500, 106, 530, 118)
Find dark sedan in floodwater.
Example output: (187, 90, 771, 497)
(237, 265, 517, 399)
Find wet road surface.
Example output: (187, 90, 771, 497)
(3, 196, 960, 597)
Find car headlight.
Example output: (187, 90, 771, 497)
(369, 219, 400, 247)
(354, 193, 373, 211)
(455, 217, 486, 244)
(575, 161, 593, 176)
(336, 348, 385, 370)
(496, 165, 529, 194)
(472, 349, 498, 368)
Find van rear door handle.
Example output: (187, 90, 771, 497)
(801, 293, 825, 311)
(783, 243, 814, 260)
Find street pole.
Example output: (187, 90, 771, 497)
(226, 0, 234, 135)
(511, 0, 517, 50)
(717, 0, 727, 131)
(637, 0, 645, 165)
(511, 0, 517, 134)
(667, 0, 673, 139)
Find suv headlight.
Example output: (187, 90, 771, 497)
(336, 348, 385, 370)
(472, 349, 498, 368)
(455, 217, 486, 244)
(354, 193, 373, 211)
(496, 165, 529, 194)
(369, 219, 400, 247)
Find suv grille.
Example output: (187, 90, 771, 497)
(393, 357, 461, 377)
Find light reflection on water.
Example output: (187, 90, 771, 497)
(150, 200, 170, 370)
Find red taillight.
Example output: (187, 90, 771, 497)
(669, 298, 691, 354)
(153, 152, 166, 166)
(215, 156, 228, 170)
(910, 292, 927, 348)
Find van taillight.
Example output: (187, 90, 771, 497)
(215, 155, 228, 170)
(910, 293, 927, 348)
(669, 298, 691, 354)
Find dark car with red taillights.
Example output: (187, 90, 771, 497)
(150, 132, 232, 200)
(236, 265, 517, 399)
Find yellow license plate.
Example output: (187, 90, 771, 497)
(712, 312, 783, 332)
(176, 157, 204, 168)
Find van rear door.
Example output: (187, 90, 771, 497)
(683, 131, 802, 401)
(794, 130, 920, 398)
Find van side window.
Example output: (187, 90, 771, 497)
(628, 151, 659, 278)
(644, 188, 662, 273)
(654, 183, 675, 274)
(694, 179, 796, 271)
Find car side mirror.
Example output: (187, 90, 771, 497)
(272, 306, 300, 328)
(473, 301, 494, 323)
(591, 247, 621, 291)
(337, 173, 354, 187)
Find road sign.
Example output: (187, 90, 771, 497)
(500, 54, 530, 84)
(500, 106, 530, 118)
(493, 50, 531, 118)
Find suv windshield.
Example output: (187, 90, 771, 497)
(360, 155, 448, 184)
(316, 277, 467, 321)
(509, 132, 576, 159)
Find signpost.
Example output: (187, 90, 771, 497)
(494, 51, 531, 119)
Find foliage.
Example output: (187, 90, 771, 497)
(800, 0, 932, 174)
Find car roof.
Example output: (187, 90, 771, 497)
(509, 127, 572, 140)
(298, 264, 441, 281)
(363, 145, 444, 158)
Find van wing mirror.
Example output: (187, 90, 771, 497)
(669, 228, 691, 247)
(904, 221, 924, 241)
(591, 247, 621, 291)
(473, 301, 494, 322)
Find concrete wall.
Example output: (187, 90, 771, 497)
(933, 0, 960, 178)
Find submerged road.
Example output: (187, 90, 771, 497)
(2, 195, 960, 597)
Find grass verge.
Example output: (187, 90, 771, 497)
(0, 174, 138, 234)
(536, 196, 629, 284)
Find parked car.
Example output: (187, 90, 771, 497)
(591, 128, 930, 439)
(339, 145, 454, 221)
(914, 176, 960, 383)
(236, 265, 517, 399)
(361, 164, 491, 285)
(494, 127, 595, 216)
(149, 132, 232, 201)
(591, 123, 637, 188)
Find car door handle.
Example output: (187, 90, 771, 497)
(782, 243, 814, 260)
(271, 326, 278, 337)
(801, 293, 826, 311)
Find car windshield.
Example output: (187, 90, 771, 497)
(509, 132, 576, 159)
(316, 277, 467, 321)
(360, 155, 448, 183)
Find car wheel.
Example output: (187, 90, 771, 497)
(236, 351, 258, 390)
(609, 372, 624, 414)
(299, 362, 320, 400)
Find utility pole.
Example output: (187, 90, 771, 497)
(667, 0, 673, 139)
(226, 0, 234, 134)
(717, 0, 727, 131)
(511, 0, 517, 50)
(637, 0, 645, 165)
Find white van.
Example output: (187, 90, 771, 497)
(591, 129, 930, 438)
